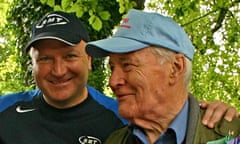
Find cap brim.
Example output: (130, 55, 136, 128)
(86, 37, 149, 58)
(25, 32, 76, 52)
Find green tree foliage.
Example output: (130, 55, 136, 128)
(0, 0, 10, 27)
(0, 0, 52, 94)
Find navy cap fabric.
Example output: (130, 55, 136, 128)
(25, 11, 90, 52)
(86, 9, 195, 60)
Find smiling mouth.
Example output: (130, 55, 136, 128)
(50, 78, 72, 84)
(116, 93, 134, 99)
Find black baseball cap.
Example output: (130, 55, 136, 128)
(25, 11, 90, 52)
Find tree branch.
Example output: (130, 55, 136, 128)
(211, 8, 228, 33)
(181, 10, 217, 27)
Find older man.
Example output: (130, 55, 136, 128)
(86, 9, 240, 144)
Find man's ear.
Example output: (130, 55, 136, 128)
(88, 56, 92, 71)
(169, 54, 186, 84)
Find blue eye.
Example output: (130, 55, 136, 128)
(66, 54, 77, 59)
(122, 63, 133, 72)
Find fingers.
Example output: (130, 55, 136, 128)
(223, 106, 239, 121)
(199, 100, 208, 109)
(201, 100, 238, 128)
(201, 100, 222, 128)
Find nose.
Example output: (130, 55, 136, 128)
(109, 67, 125, 90)
(51, 59, 67, 77)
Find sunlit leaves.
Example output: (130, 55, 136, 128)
(40, 0, 134, 31)
(72, 3, 85, 17)
(99, 11, 110, 20)
(89, 14, 102, 31)
(61, 0, 71, 10)
(117, 0, 137, 13)
(0, 0, 10, 27)
(40, 0, 54, 7)
(0, 0, 52, 94)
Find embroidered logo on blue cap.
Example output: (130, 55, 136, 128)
(119, 18, 131, 29)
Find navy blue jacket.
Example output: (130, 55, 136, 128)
(0, 85, 127, 124)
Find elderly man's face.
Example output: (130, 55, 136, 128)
(108, 47, 177, 122)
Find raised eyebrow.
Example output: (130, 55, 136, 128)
(109, 56, 130, 65)
(38, 54, 50, 58)
(66, 50, 82, 56)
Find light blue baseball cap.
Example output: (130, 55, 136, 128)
(86, 9, 195, 60)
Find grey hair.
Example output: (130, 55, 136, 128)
(150, 46, 192, 88)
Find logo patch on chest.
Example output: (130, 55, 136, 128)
(78, 136, 101, 144)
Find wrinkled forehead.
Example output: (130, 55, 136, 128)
(108, 47, 157, 64)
